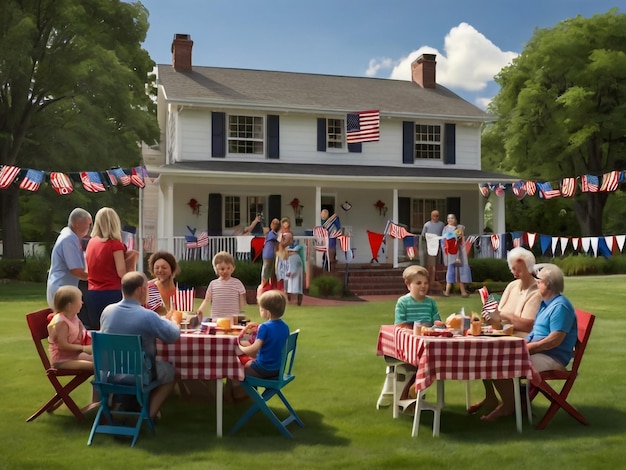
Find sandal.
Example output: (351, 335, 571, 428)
(461, 293, 470, 298)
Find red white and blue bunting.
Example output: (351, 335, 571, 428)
(0, 165, 150, 194)
(478, 170, 625, 199)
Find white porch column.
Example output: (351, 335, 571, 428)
(160, 181, 175, 253)
(315, 186, 321, 222)
(493, 194, 506, 235)
(392, 189, 399, 268)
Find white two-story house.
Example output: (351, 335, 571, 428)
(142, 33, 514, 266)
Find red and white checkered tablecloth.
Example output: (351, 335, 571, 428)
(377, 325, 539, 392)
(157, 332, 245, 381)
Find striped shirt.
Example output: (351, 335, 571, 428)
(394, 294, 440, 326)
(207, 277, 246, 318)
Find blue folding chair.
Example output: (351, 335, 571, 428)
(88, 332, 161, 447)
(230, 329, 304, 438)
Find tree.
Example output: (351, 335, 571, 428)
(484, 9, 626, 236)
(0, 0, 159, 258)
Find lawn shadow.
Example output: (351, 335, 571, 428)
(406, 404, 626, 441)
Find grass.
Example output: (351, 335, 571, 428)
(1, 277, 625, 469)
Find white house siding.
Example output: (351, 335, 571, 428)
(175, 108, 211, 162)
(168, 109, 482, 169)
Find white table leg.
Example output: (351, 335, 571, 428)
(513, 377, 522, 433)
(216, 379, 223, 437)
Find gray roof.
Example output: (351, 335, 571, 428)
(157, 65, 493, 120)
(159, 160, 517, 183)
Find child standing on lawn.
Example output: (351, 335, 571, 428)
(238, 289, 290, 378)
(47, 285, 93, 371)
(197, 251, 246, 323)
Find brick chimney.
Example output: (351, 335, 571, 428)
(171, 33, 193, 72)
(411, 54, 436, 89)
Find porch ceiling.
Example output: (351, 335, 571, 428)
(152, 160, 518, 189)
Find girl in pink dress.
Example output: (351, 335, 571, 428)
(47, 286, 93, 371)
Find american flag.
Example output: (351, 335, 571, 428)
(560, 177, 576, 198)
(80, 171, 106, 192)
(18, 169, 45, 191)
(479, 183, 490, 198)
(185, 235, 198, 249)
(536, 181, 561, 199)
(49, 172, 74, 195)
(337, 235, 351, 253)
(131, 166, 145, 188)
(478, 286, 499, 313)
(525, 181, 537, 196)
(196, 231, 209, 247)
(146, 284, 163, 311)
(581, 174, 599, 193)
(0, 165, 21, 189)
(108, 167, 131, 186)
(174, 287, 195, 312)
(313, 226, 329, 253)
(388, 222, 412, 239)
(346, 110, 380, 143)
(512, 181, 527, 199)
(599, 171, 620, 192)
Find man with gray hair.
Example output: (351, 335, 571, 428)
(46, 208, 92, 310)
(100, 272, 180, 420)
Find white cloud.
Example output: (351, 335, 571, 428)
(369, 23, 518, 95)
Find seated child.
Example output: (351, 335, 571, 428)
(238, 289, 290, 378)
(47, 285, 93, 371)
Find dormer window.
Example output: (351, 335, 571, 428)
(228, 115, 264, 154)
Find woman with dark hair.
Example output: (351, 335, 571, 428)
(146, 251, 180, 316)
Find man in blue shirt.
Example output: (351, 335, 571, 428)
(100, 272, 180, 420)
(47, 208, 92, 323)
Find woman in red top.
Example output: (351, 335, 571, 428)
(85, 207, 138, 329)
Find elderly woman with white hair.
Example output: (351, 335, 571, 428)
(480, 263, 578, 422)
(468, 247, 542, 416)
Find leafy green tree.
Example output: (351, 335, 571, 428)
(0, 0, 158, 259)
(484, 9, 626, 236)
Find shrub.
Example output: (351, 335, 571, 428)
(176, 260, 214, 288)
(309, 275, 342, 298)
(18, 257, 49, 283)
(0, 259, 25, 279)
(176, 259, 262, 288)
(468, 258, 514, 283)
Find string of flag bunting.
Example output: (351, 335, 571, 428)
(0, 164, 151, 194)
(479, 169, 625, 199)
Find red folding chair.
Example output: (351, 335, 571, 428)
(529, 308, 595, 430)
(26, 308, 98, 423)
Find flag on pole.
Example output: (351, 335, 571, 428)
(49, 172, 74, 195)
(346, 110, 380, 143)
(0, 165, 21, 189)
(18, 169, 45, 191)
(80, 171, 106, 192)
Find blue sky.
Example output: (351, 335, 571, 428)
(138, 0, 622, 108)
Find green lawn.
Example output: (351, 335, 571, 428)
(1, 277, 624, 469)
